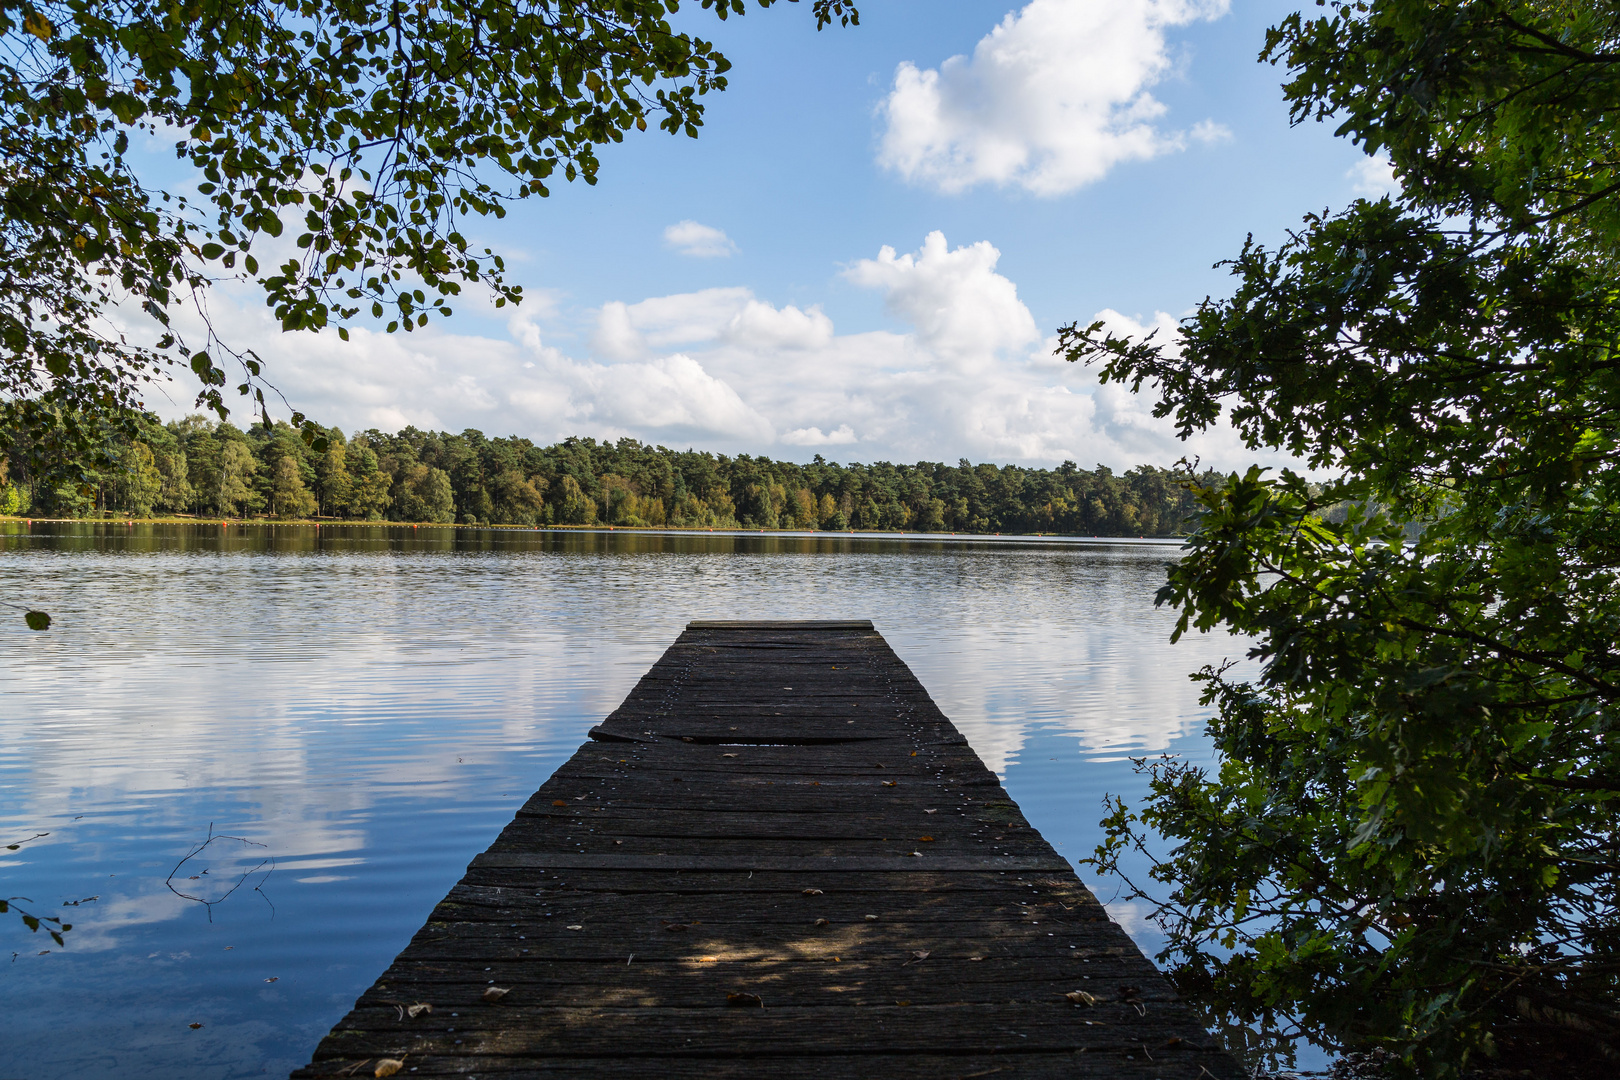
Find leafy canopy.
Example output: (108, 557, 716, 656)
(0, 0, 857, 481)
(1062, 1, 1620, 1074)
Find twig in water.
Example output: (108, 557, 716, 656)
(166, 823, 276, 922)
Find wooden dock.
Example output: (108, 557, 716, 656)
(292, 621, 1242, 1079)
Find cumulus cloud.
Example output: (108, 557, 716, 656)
(146, 231, 1275, 472)
(877, 0, 1230, 195)
(535, 353, 774, 441)
(663, 220, 738, 257)
(844, 231, 1038, 368)
(1349, 156, 1401, 199)
(590, 287, 833, 360)
(725, 299, 834, 351)
(782, 424, 858, 447)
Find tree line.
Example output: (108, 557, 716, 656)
(0, 416, 1214, 536)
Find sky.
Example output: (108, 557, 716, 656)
(149, 0, 1395, 471)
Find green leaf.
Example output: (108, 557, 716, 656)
(24, 611, 51, 631)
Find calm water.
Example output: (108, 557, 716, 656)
(0, 523, 1253, 1079)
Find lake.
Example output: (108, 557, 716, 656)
(0, 523, 1252, 1078)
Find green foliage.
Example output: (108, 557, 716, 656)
(23, 609, 49, 630)
(1066, 1, 1620, 1074)
(0, 0, 857, 489)
(1, 414, 1219, 533)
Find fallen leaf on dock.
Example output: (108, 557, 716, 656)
(566, 924, 583, 931)
(917, 836, 934, 842)
(551, 800, 569, 807)
(726, 992, 763, 1008)
(482, 986, 510, 1003)
(721, 753, 738, 758)
(802, 888, 823, 895)
(911, 950, 930, 960)
(374, 1058, 406, 1077)
(814, 918, 829, 927)
(663, 922, 689, 932)
(406, 1003, 432, 1018)
(882, 781, 898, 787)
(864, 914, 879, 921)
(1065, 991, 1097, 1006)
(924, 809, 936, 814)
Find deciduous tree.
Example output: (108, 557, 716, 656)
(1064, 2, 1620, 1074)
(0, 0, 857, 485)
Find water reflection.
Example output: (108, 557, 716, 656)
(0, 523, 1247, 1079)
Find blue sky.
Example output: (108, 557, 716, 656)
(159, 0, 1392, 469)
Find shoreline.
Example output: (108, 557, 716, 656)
(0, 516, 1187, 543)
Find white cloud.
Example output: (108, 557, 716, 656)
(877, 0, 1231, 195)
(781, 424, 858, 447)
(589, 287, 832, 359)
(725, 299, 834, 350)
(146, 231, 1278, 472)
(559, 353, 774, 441)
(663, 220, 738, 257)
(844, 231, 1038, 368)
(1348, 156, 1400, 199)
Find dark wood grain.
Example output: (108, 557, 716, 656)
(291, 621, 1242, 1079)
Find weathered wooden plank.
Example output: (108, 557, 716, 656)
(299, 1003, 1220, 1056)
(470, 853, 1071, 871)
(686, 619, 876, 629)
(358, 956, 1170, 1000)
(295, 1052, 1214, 1080)
(291, 621, 1241, 1079)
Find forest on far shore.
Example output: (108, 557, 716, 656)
(0, 415, 1214, 536)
